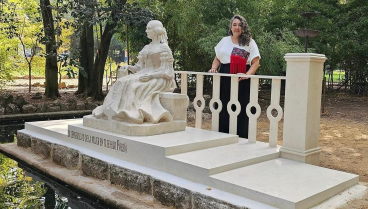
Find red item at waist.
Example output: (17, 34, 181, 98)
(230, 55, 247, 74)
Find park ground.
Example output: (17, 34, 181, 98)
(3, 78, 368, 208)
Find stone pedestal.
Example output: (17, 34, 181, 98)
(280, 53, 327, 165)
(83, 92, 189, 136)
(159, 92, 189, 121)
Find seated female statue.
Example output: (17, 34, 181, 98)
(93, 20, 176, 124)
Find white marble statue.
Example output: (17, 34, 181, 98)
(93, 20, 176, 124)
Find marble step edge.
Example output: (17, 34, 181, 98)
(69, 123, 240, 156)
(211, 174, 358, 209)
(167, 148, 280, 178)
(24, 122, 68, 141)
(209, 159, 360, 209)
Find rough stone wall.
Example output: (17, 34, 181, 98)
(110, 165, 152, 194)
(31, 137, 52, 158)
(16, 131, 31, 148)
(0, 92, 100, 115)
(82, 155, 109, 180)
(52, 144, 79, 169)
(153, 180, 192, 209)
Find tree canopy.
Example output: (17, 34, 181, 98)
(0, 0, 367, 96)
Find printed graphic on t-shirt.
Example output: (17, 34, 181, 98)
(230, 47, 249, 74)
(231, 47, 249, 60)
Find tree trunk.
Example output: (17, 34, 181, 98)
(28, 62, 31, 93)
(87, 21, 117, 100)
(40, 0, 60, 98)
(86, 0, 127, 100)
(126, 25, 130, 65)
(76, 22, 94, 95)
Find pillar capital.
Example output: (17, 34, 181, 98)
(284, 53, 327, 63)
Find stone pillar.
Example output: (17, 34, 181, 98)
(280, 53, 327, 165)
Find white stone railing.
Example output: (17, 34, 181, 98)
(175, 71, 286, 148)
(176, 53, 327, 166)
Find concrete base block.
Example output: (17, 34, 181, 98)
(9, 130, 271, 208)
(31, 137, 51, 158)
(153, 179, 192, 209)
(67, 123, 238, 172)
(17, 131, 31, 148)
(83, 92, 189, 136)
(83, 115, 186, 136)
(160, 92, 189, 121)
(110, 165, 151, 194)
(52, 144, 79, 169)
(12, 119, 363, 209)
(82, 155, 109, 180)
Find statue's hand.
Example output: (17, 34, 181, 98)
(139, 74, 152, 82)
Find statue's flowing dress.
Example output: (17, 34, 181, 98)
(93, 43, 175, 124)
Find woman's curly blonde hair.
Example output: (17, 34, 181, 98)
(228, 15, 252, 46)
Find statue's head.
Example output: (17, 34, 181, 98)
(146, 20, 168, 43)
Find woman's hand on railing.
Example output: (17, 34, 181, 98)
(208, 68, 218, 73)
(238, 73, 250, 81)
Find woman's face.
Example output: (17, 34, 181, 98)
(146, 24, 155, 39)
(231, 18, 242, 38)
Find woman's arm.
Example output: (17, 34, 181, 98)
(247, 57, 260, 75)
(208, 56, 221, 73)
(239, 57, 260, 81)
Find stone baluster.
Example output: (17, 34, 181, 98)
(227, 77, 241, 135)
(180, 73, 187, 95)
(266, 79, 283, 147)
(280, 53, 327, 165)
(209, 75, 222, 132)
(193, 74, 205, 129)
(246, 78, 261, 142)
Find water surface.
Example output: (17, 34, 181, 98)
(0, 123, 116, 209)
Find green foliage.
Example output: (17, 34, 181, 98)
(0, 0, 367, 92)
(108, 34, 126, 64)
(0, 0, 44, 84)
(256, 28, 303, 75)
(0, 33, 14, 87)
(131, 0, 304, 75)
(0, 154, 47, 208)
(64, 0, 153, 71)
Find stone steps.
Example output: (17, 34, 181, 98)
(66, 121, 239, 172)
(210, 158, 359, 209)
(18, 119, 361, 209)
(166, 139, 280, 184)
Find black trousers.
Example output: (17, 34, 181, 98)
(218, 63, 251, 138)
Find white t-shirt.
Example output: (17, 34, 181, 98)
(214, 36, 261, 65)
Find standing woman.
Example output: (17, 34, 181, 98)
(208, 15, 260, 138)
